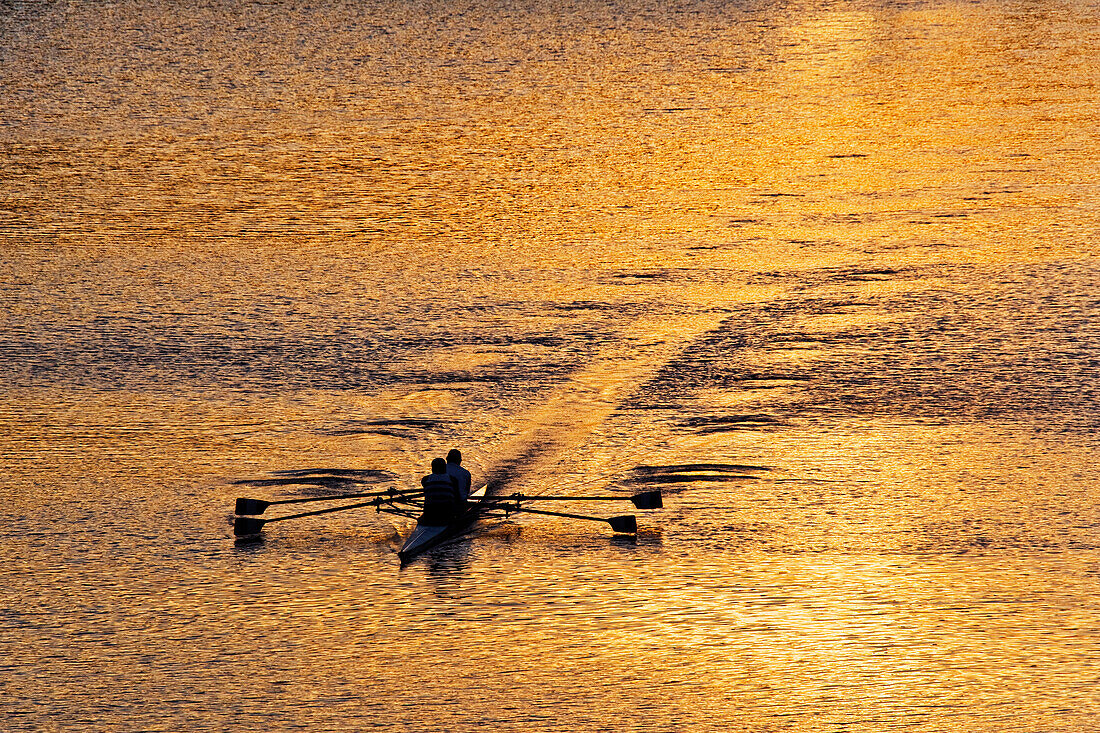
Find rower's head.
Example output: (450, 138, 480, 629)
(431, 457, 447, 474)
(446, 449, 462, 465)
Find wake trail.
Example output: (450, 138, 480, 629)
(479, 311, 730, 496)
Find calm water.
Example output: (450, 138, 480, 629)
(2, 0, 1099, 730)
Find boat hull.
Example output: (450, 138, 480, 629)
(398, 485, 488, 563)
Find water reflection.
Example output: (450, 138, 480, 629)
(418, 543, 477, 579)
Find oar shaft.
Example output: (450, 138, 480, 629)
(491, 503, 638, 534)
(269, 488, 422, 507)
(266, 497, 394, 523)
(234, 490, 434, 536)
(493, 504, 615, 523)
(484, 490, 662, 510)
(490, 495, 627, 502)
(508, 506, 600, 521)
(236, 488, 425, 515)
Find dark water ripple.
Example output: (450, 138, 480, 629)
(0, 301, 613, 395)
(649, 261, 1100, 433)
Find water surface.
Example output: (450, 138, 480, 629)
(2, 0, 1098, 730)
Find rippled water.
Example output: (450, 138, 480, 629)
(2, 0, 1098, 730)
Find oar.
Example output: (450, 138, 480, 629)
(235, 487, 423, 515)
(493, 504, 638, 535)
(487, 490, 662, 510)
(234, 496, 407, 536)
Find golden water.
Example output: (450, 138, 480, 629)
(1, 0, 1098, 730)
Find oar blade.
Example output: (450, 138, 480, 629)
(233, 516, 267, 537)
(630, 490, 663, 510)
(234, 497, 270, 515)
(608, 515, 637, 534)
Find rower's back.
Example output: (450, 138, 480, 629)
(445, 449, 472, 504)
(420, 457, 460, 524)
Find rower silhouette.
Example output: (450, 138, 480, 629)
(420, 457, 461, 524)
(446, 449, 472, 507)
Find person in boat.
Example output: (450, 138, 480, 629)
(445, 448, 472, 506)
(420, 457, 461, 525)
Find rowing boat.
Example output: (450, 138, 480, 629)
(398, 484, 490, 563)
(231, 480, 653, 547)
